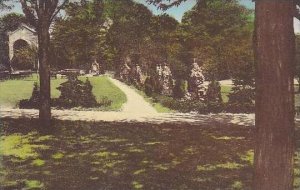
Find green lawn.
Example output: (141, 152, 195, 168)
(221, 85, 232, 103)
(0, 75, 126, 110)
(0, 75, 37, 107)
(0, 118, 299, 189)
(82, 76, 126, 111)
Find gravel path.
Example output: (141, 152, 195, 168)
(0, 107, 255, 126)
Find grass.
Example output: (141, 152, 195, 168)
(0, 118, 299, 189)
(221, 85, 232, 103)
(82, 76, 126, 111)
(0, 75, 37, 107)
(0, 75, 126, 111)
(131, 86, 172, 113)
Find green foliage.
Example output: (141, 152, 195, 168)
(180, 0, 254, 80)
(10, 44, 37, 70)
(226, 84, 254, 113)
(51, 0, 106, 70)
(144, 76, 162, 96)
(19, 82, 40, 109)
(205, 80, 224, 113)
(205, 80, 222, 103)
(55, 75, 99, 108)
(173, 79, 186, 99)
(153, 95, 207, 113)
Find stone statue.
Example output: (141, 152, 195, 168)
(120, 63, 131, 82)
(90, 59, 100, 75)
(188, 60, 206, 100)
(157, 63, 173, 96)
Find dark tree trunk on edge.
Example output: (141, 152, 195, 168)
(38, 20, 51, 126)
(254, 1, 295, 190)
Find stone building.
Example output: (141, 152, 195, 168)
(7, 24, 38, 70)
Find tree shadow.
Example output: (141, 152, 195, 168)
(0, 118, 298, 189)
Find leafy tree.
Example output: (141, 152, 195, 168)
(105, 0, 154, 72)
(51, 0, 106, 70)
(180, 0, 253, 80)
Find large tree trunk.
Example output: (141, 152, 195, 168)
(254, 1, 295, 190)
(38, 20, 51, 126)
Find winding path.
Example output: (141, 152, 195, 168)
(108, 77, 157, 114)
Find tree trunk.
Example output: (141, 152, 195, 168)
(298, 78, 300, 93)
(38, 20, 51, 127)
(254, 1, 295, 190)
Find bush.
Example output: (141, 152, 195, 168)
(173, 79, 186, 99)
(154, 95, 214, 113)
(226, 86, 254, 113)
(144, 76, 162, 96)
(19, 82, 40, 109)
(205, 80, 222, 103)
(54, 75, 98, 108)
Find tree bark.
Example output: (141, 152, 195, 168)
(254, 1, 295, 190)
(38, 20, 51, 127)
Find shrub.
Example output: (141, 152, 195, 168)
(144, 77, 153, 96)
(153, 95, 206, 113)
(55, 75, 98, 108)
(204, 80, 224, 113)
(19, 82, 40, 109)
(173, 79, 186, 99)
(144, 76, 162, 96)
(226, 86, 254, 113)
(205, 80, 222, 103)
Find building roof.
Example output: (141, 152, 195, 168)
(7, 23, 36, 35)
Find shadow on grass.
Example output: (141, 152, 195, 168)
(0, 118, 299, 190)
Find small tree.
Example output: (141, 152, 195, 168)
(227, 80, 254, 113)
(205, 80, 222, 103)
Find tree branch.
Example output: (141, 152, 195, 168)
(50, 0, 69, 23)
(20, 0, 38, 27)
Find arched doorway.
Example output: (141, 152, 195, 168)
(10, 39, 38, 70)
(7, 24, 38, 71)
